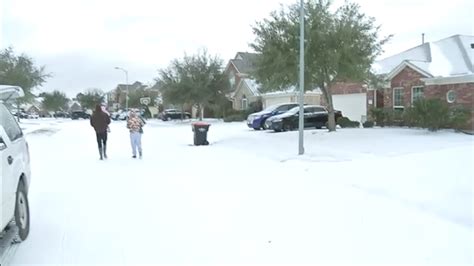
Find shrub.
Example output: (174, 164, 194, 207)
(362, 121, 374, 128)
(337, 117, 360, 128)
(402, 107, 417, 128)
(411, 99, 450, 131)
(390, 109, 405, 126)
(223, 112, 246, 122)
(370, 108, 385, 126)
(448, 106, 470, 130)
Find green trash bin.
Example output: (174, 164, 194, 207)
(192, 122, 210, 145)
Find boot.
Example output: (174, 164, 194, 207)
(103, 144, 108, 159)
(139, 150, 142, 159)
(99, 147, 103, 160)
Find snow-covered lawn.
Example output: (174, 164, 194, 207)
(10, 118, 473, 265)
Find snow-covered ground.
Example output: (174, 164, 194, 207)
(9, 118, 474, 265)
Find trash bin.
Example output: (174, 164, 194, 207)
(192, 122, 210, 145)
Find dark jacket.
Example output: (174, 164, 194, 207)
(90, 111, 111, 133)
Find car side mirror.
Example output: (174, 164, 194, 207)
(0, 137, 6, 151)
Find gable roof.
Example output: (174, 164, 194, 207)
(225, 52, 260, 75)
(243, 78, 261, 96)
(373, 35, 474, 79)
(229, 78, 261, 98)
(385, 60, 433, 80)
(116, 81, 146, 91)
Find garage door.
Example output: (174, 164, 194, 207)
(332, 93, 367, 122)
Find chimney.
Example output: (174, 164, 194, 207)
(422, 33, 425, 44)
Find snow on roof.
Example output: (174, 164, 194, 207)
(374, 35, 474, 78)
(243, 78, 261, 96)
(373, 42, 431, 74)
(262, 86, 322, 96)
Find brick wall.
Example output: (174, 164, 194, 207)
(384, 66, 428, 108)
(384, 65, 474, 130)
(425, 82, 474, 130)
(330, 82, 366, 94)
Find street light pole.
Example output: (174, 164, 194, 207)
(298, 0, 305, 155)
(115, 67, 129, 111)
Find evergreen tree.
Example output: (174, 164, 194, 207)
(250, 0, 390, 131)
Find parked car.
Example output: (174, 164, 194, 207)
(161, 109, 191, 121)
(0, 85, 31, 241)
(10, 110, 28, 119)
(118, 111, 128, 120)
(27, 113, 39, 119)
(246, 103, 299, 130)
(54, 111, 70, 118)
(265, 105, 342, 132)
(71, 111, 91, 120)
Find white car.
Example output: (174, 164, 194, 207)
(27, 113, 39, 119)
(0, 85, 31, 241)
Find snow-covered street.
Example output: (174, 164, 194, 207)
(9, 119, 474, 265)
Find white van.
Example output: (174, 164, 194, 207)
(0, 85, 31, 241)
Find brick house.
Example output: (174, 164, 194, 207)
(224, 52, 260, 110)
(225, 52, 322, 111)
(373, 34, 474, 129)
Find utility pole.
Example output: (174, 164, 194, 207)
(298, 0, 305, 155)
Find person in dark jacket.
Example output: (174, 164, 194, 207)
(90, 104, 111, 160)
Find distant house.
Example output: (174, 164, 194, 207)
(24, 104, 40, 114)
(107, 81, 147, 110)
(68, 101, 82, 112)
(21, 97, 44, 115)
(224, 52, 260, 110)
(224, 52, 323, 111)
(372, 34, 474, 129)
(229, 78, 261, 110)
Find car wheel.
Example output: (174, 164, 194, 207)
(283, 124, 293, 131)
(167, 116, 172, 121)
(15, 180, 30, 241)
(185, 115, 191, 119)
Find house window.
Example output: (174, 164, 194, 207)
(412, 86, 424, 103)
(446, 90, 456, 103)
(241, 95, 248, 110)
(393, 87, 404, 109)
(229, 72, 235, 88)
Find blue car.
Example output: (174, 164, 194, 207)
(246, 103, 298, 130)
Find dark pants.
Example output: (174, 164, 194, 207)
(96, 131, 108, 149)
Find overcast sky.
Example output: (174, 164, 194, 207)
(1, 0, 473, 98)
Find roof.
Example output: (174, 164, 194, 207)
(227, 52, 259, 74)
(116, 81, 146, 91)
(373, 35, 474, 79)
(243, 79, 261, 96)
(262, 87, 322, 97)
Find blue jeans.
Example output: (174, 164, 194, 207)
(130, 132, 142, 156)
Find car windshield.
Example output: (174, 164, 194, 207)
(286, 106, 301, 115)
(263, 105, 281, 112)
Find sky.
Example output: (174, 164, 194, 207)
(1, 0, 473, 98)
